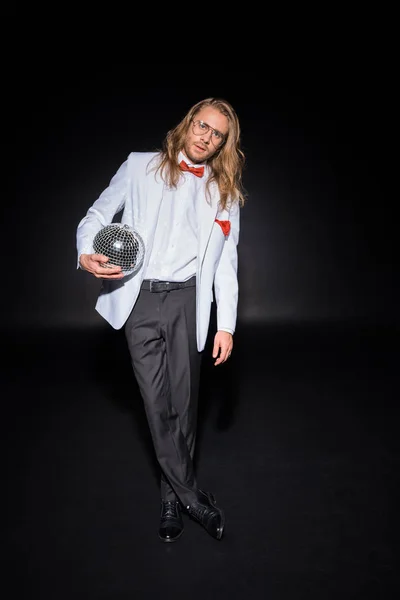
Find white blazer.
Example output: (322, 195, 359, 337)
(76, 152, 240, 352)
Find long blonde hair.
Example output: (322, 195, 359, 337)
(154, 98, 247, 211)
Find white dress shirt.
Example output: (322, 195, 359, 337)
(144, 151, 233, 335)
(144, 151, 205, 282)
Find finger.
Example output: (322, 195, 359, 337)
(98, 262, 122, 273)
(212, 342, 220, 358)
(217, 349, 232, 365)
(95, 273, 124, 280)
(93, 253, 110, 260)
(100, 268, 123, 276)
(214, 351, 227, 366)
(92, 264, 123, 278)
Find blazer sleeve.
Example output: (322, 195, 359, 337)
(76, 155, 131, 268)
(213, 200, 240, 334)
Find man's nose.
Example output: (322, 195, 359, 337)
(200, 131, 212, 144)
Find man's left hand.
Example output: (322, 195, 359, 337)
(212, 331, 233, 366)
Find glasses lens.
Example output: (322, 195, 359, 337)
(192, 121, 224, 145)
(193, 121, 208, 136)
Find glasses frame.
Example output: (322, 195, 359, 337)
(191, 119, 226, 146)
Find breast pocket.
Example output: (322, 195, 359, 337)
(208, 222, 226, 256)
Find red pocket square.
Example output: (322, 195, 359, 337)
(215, 219, 231, 236)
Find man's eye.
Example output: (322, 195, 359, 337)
(199, 122, 207, 130)
(213, 131, 222, 139)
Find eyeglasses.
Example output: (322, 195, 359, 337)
(192, 120, 226, 146)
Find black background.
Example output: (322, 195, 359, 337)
(9, 57, 399, 600)
(13, 63, 396, 331)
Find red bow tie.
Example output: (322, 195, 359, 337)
(179, 160, 204, 178)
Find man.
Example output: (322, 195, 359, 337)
(76, 97, 246, 542)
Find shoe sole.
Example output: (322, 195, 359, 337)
(208, 493, 225, 540)
(216, 510, 225, 540)
(158, 529, 184, 543)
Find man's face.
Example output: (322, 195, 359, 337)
(182, 106, 229, 164)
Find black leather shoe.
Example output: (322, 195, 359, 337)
(186, 490, 225, 540)
(158, 500, 184, 542)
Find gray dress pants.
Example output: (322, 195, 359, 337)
(124, 281, 202, 507)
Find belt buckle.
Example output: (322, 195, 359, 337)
(149, 280, 159, 292)
(149, 279, 172, 292)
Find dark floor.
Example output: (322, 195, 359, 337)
(7, 319, 399, 599)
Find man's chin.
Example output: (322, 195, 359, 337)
(190, 150, 209, 164)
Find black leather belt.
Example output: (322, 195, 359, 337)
(141, 276, 196, 293)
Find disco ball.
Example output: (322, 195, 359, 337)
(93, 223, 145, 275)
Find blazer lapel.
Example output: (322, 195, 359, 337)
(198, 178, 219, 274)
